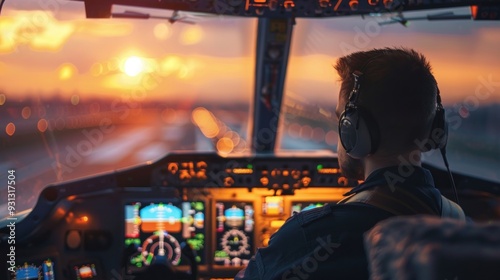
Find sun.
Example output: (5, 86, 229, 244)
(123, 56, 144, 77)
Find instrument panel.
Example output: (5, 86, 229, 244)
(5, 192, 347, 280)
(124, 201, 207, 271)
(2, 152, 496, 279)
(1, 152, 356, 279)
(214, 201, 255, 267)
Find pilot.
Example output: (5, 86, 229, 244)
(235, 47, 464, 280)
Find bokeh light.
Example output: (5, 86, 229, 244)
(287, 123, 301, 138)
(37, 119, 48, 133)
(299, 125, 313, 139)
(154, 23, 171, 40)
(90, 63, 104, 76)
(217, 137, 234, 154)
(160, 55, 182, 76)
(58, 63, 77, 80)
(181, 26, 204, 45)
(224, 131, 241, 147)
(325, 130, 338, 146)
(21, 106, 32, 119)
(192, 107, 219, 138)
(71, 95, 80, 105)
(6, 122, 15, 136)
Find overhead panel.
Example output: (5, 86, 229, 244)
(76, 0, 500, 18)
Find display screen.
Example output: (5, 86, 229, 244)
(291, 202, 327, 215)
(262, 196, 283, 215)
(124, 201, 205, 272)
(214, 201, 254, 266)
(9, 259, 55, 280)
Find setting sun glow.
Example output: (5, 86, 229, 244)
(123, 56, 144, 77)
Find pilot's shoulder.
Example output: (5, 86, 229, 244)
(286, 202, 384, 228)
(289, 204, 336, 227)
(269, 203, 376, 245)
(268, 205, 335, 245)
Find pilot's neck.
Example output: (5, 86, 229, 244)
(363, 150, 422, 180)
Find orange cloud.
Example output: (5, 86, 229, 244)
(0, 10, 74, 52)
(0, 10, 133, 53)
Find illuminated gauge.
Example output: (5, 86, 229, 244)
(13, 263, 40, 279)
(224, 206, 244, 228)
(194, 212, 204, 228)
(132, 231, 181, 267)
(221, 229, 250, 257)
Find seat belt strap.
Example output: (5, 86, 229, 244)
(339, 186, 438, 216)
(340, 186, 466, 221)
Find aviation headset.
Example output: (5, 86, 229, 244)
(338, 70, 447, 159)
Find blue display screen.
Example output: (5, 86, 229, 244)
(214, 201, 255, 266)
(9, 258, 55, 280)
(124, 201, 206, 273)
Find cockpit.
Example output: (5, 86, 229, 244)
(1, 0, 500, 279)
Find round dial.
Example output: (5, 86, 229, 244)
(221, 229, 250, 257)
(131, 231, 181, 266)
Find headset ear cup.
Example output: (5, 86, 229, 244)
(338, 107, 379, 159)
(338, 70, 381, 159)
(339, 108, 358, 155)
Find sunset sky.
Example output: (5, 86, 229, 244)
(1, 1, 499, 105)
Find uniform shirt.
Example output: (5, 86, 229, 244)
(235, 166, 443, 280)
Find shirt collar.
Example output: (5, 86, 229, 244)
(343, 165, 435, 196)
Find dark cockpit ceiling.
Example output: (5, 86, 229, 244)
(78, 0, 499, 19)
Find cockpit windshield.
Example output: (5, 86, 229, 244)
(1, 1, 499, 221)
(280, 12, 500, 182)
(1, 2, 257, 216)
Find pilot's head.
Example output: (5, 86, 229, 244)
(334, 47, 438, 180)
